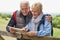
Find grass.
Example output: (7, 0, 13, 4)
(0, 17, 9, 31)
(0, 17, 16, 40)
(0, 16, 60, 40)
(53, 28, 60, 37)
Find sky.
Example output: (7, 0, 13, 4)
(0, 0, 60, 14)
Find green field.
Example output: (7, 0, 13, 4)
(0, 16, 16, 40)
(53, 28, 60, 37)
(0, 14, 60, 39)
(0, 17, 9, 31)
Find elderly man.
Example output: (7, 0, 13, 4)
(6, 1, 32, 40)
(22, 2, 53, 37)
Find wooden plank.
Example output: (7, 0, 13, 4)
(0, 35, 4, 40)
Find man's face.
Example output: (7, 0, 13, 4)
(20, 4, 30, 16)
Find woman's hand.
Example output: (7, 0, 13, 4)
(46, 16, 52, 22)
(26, 31, 36, 37)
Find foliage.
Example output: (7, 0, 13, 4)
(0, 13, 12, 20)
(52, 15, 60, 28)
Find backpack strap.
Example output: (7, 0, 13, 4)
(37, 15, 45, 31)
(51, 17, 53, 36)
(13, 10, 17, 22)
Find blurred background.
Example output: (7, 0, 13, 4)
(0, 0, 60, 40)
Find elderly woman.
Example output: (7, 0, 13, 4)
(22, 2, 52, 37)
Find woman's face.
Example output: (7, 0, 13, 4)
(31, 7, 40, 19)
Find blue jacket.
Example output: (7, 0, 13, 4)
(26, 14, 52, 37)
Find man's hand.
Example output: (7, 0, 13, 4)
(22, 27, 28, 31)
(46, 15, 52, 22)
(26, 31, 36, 37)
(9, 27, 17, 34)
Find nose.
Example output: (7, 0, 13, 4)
(23, 10, 27, 13)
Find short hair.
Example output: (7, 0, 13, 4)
(20, 0, 29, 6)
(31, 2, 42, 11)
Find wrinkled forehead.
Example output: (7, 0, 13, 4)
(20, 4, 29, 7)
(31, 6, 39, 12)
(31, 8, 38, 12)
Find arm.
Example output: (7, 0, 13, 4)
(36, 19, 52, 36)
(6, 14, 16, 32)
(21, 23, 30, 32)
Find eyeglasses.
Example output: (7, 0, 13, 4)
(21, 8, 29, 11)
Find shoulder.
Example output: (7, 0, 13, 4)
(13, 10, 19, 15)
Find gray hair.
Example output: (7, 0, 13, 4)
(20, 0, 29, 6)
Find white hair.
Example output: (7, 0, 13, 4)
(20, 0, 29, 5)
